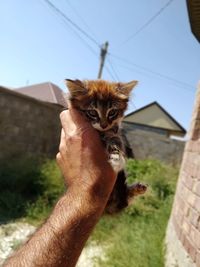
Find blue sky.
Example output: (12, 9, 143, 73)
(1, 0, 200, 131)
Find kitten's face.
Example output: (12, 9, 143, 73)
(66, 79, 137, 131)
(80, 98, 124, 131)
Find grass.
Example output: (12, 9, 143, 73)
(0, 157, 65, 224)
(89, 159, 178, 267)
(0, 157, 178, 266)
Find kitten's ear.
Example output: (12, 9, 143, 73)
(117, 80, 138, 99)
(65, 79, 87, 97)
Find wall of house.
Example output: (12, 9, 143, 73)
(0, 87, 63, 162)
(123, 121, 168, 136)
(165, 83, 200, 267)
(124, 104, 182, 131)
(122, 122, 185, 166)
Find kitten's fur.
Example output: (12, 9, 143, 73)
(66, 79, 147, 214)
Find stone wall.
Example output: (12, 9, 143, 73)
(122, 122, 185, 166)
(0, 85, 185, 166)
(0, 86, 63, 162)
(165, 83, 200, 267)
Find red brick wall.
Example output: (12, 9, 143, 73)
(171, 84, 200, 265)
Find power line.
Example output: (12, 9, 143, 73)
(43, 0, 115, 80)
(64, 0, 100, 44)
(42, 0, 99, 57)
(104, 65, 117, 81)
(43, 0, 190, 90)
(43, 0, 100, 48)
(122, 0, 174, 45)
(116, 63, 195, 93)
(110, 53, 195, 92)
(113, 61, 155, 78)
(107, 56, 120, 81)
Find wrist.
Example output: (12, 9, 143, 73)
(52, 188, 105, 231)
(74, 165, 115, 200)
(63, 167, 116, 215)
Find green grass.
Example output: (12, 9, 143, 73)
(0, 157, 65, 224)
(0, 158, 178, 266)
(89, 159, 178, 267)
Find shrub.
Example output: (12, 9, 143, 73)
(0, 157, 65, 222)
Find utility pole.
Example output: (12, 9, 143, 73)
(97, 41, 109, 79)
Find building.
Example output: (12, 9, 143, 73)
(15, 82, 67, 108)
(165, 8, 200, 264)
(187, 0, 200, 42)
(165, 84, 200, 267)
(123, 101, 186, 138)
(122, 102, 186, 165)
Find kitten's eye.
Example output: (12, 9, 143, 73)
(108, 109, 118, 118)
(86, 110, 98, 118)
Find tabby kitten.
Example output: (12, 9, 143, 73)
(66, 79, 147, 214)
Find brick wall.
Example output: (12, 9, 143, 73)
(0, 86, 63, 162)
(165, 83, 200, 267)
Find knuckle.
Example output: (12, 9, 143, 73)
(59, 113, 63, 120)
(60, 110, 68, 120)
(56, 153, 61, 162)
(59, 144, 65, 153)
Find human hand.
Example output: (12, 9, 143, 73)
(56, 104, 116, 200)
(4, 104, 117, 267)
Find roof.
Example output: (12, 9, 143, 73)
(187, 0, 200, 42)
(124, 101, 186, 136)
(0, 85, 63, 110)
(15, 82, 67, 107)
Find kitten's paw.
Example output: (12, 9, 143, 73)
(128, 182, 148, 198)
(109, 153, 126, 173)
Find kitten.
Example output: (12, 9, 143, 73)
(66, 79, 147, 214)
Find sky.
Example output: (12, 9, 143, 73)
(1, 0, 200, 132)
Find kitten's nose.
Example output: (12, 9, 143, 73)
(100, 122, 108, 129)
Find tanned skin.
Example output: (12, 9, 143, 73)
(4, 103, 116, 267)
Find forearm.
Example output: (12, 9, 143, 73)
(4, 183, 112, 267)
(4, 108, 116, 267)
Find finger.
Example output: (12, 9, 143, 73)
(60, 128, 66, 144)
(59, 129, 67, 153)
(61, 128, 65, 139)
(60, 110, 75, 136)
(60, 109, 92, 137)
(56, 153, 66, 180)
(68, 106, 90, 129)
(64, 99, 89, 127)
(56, 152, 63, 166)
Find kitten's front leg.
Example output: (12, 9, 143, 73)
(103, 134, 126, 173)
(109, 148, 126, 173)
(128, 182, 148, 198)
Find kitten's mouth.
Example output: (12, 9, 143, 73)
(92, 124, 112, 132)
